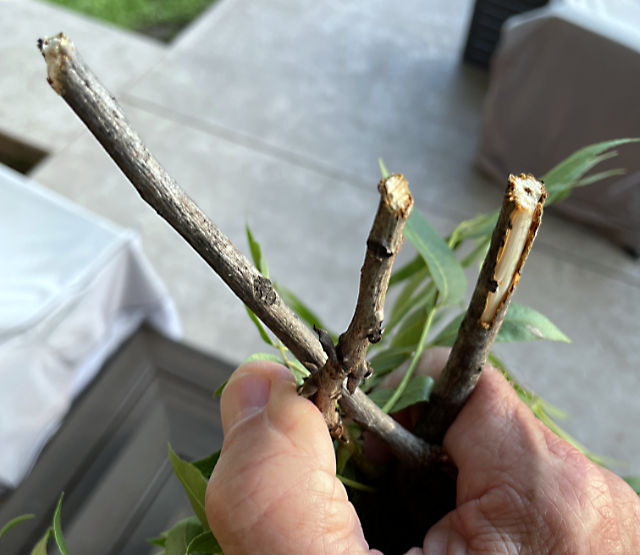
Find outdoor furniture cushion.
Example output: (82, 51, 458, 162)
(475, 0, 640, 252)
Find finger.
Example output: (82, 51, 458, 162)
(206, 360, 373, 555)
(442, 364, 551, 503)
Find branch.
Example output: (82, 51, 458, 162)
(37, 33, 433, 466)
(415, 174, 546, 443)
(339, 174, 413, 393)
(300, 175, 412, 437)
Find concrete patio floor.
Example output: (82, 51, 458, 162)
(2, 0, 639, 477)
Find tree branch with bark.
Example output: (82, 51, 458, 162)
(37, 32, 433, 467)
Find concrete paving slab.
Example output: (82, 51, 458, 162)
(0, 0, 165, 156)
(126, 0, 497, 217)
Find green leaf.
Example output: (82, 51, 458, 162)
(431, 304, 570, 347)
(542, 138, 640, 205)
(368, 347, 412, 376)
(52, 493, 70, 555)
(404, 210, 466, 306)
(337, 474, 376, 493)
(244, 306, 275, 346)
(448, 211, 498, 247)
(192, 449, 221, 480)
(497, 304, 570, 343)
(243, 352, 283, 365)
(285, 357, 310, 384)
(243, 352, 309, 385)
(0, 513, 35, 540)
(168, 445, 210, 530)
(387, 277, 435, 334)
(276, 284, 334, 342)
(378, 158, 390, 179)
(164, 517, 204, 555)
(31, 527, 52, 555)
(388, 254, 425, 288)
(186, 530, 223, 554)
(390, 306, 431, 349)
(213, 379, 228, 397)
(368, 375, 434, 413)
(624, 477, 640, 497)
(146, 533, 167, 547)
(246, 223, 269, 277)
(429, 313, 464, 347)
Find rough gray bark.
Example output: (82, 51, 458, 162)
(414, 174, 546, 443)
(37, 33, 433, 466)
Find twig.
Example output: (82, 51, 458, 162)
(300, 175, 412, 437)
(415, 174, 546, 443)
(339, 174, 413, 393)
(37, 33, 433, 466)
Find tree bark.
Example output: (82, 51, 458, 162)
(300, 175, 413, 438)
(415, 174, 546, 443)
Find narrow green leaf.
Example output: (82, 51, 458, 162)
(30, 527, 52, 555)
(146, 534, 167, 547)
(213, 379, 228, 397)
(542, 138, 640, 205)
(285, 357, 310, 384)
(369, 375, 434, 413)
(52, 493, 70, 555)
(0, 513, 35, 540)
(404, 210, 466, 306)
(276, 284, 334, 342)
(368, 347, 412, 375)
(243, 352, 309, 385)
(624, 477, 640, 497)
(337, 474, 376, 493)
(244, 306, 275, 346)
(497, 304, 571, 343)
(448, 211, 498, 247)
(576, 168, 625, 187)
(164, 517, 204, 555)
(390, 306, 431, 349)
(243, 352, 282, 365)
(245, 223, 269, 277)
(387, 277, 435, 334)
(192, 449, 221, 480)
(431, 304, 570, 347)
(378, 158, 390, 179)
(186, 530, 223, 554)
(168, 445, 210, 530)
(429, 313, 463, 347)
(388, 254, 425, 288)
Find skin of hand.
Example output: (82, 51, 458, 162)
(206, 354, 640, 554)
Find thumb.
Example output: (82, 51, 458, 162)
(205, 361, 373, 555)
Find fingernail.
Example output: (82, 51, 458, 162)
(223, 373, 271, 432)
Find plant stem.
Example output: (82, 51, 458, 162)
(300, 174, 413, 437)
(414, 174, 546, 443)
(37, 32, 433, 467)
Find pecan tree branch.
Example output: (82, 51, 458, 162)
(300, 175, 412, 436)
(339, 174, 413, 392)
(37, 33, 433, 466)
(415, 174, 546, 443)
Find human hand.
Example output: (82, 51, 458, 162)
(205, 355, 640, 553)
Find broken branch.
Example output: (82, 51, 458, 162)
(37, 33, 433, 466)
(415, 174, 546, 443)
(300, 175, 412, 437)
